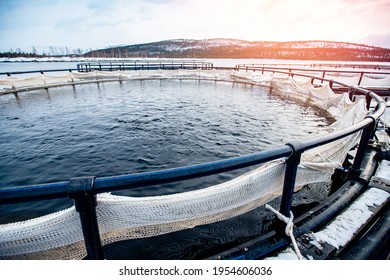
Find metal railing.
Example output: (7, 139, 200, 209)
(0, 61, 213, 76)
(231, 65, 390, 105)
(237, 63, 390, 71)
(0, 64, 387, 259)
(0, 68, 77, 76)
(77, 61, 214, 72)
(234, 64, 390, 87)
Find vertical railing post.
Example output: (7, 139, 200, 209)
(351, 116, 377, 172)
(365, 94, 372, 110)
(321, 71, 326, 84)
(358, 72, 364, 86)
(68, 177, 104, 260)
(280, 144, 302, 217)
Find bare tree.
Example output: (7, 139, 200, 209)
(49, 46, 56, 56)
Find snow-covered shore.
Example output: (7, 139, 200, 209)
(0, 57, 201, 63)
(2, 57, 390, 67)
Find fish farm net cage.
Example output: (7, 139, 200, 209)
(0, 68, 388, 259)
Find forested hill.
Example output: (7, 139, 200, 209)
(84, 39, 390, 61)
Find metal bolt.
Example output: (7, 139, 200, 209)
(314, 249, 322, 256)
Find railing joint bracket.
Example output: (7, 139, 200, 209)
(67, 176, 96, 199)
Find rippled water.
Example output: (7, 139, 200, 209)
(0, 79, 331, 225)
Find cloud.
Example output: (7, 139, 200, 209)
(1, 0, 390, 51)
(358, 32, 390, 48)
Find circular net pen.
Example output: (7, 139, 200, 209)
(0, 67, 388, 260)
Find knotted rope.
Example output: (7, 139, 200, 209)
(265, 204, 305, 260)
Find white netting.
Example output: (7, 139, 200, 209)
(0, 70, 370, 259)
(0, 70, 234, 92)
(324, 73, 361, 85)
(360, 75, 390, 87)
(1, 69, 389, 93)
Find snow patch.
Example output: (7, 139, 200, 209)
(309, 235, 323, 250)
(313, 188, 389, 249)
(375, 160, 390, 180)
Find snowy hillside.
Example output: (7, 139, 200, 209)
(85, 39, 390, 61)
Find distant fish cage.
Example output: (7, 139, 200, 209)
(76, 61, 214, 72)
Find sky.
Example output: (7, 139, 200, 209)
(0, 0, 390, 53)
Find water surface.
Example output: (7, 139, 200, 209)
(0, 79, 331, 223)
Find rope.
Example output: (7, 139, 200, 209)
(265, 204, 305, 260)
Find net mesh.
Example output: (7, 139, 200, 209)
(0, 69, 370, 259)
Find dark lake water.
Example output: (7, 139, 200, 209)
(0, 79, 331, 226)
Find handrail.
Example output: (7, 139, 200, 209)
(0, 61, 214, 76)
(238, 63, 390, 71)
(0, 146, 292, 204)
(0, 68, 78, 76)
(0, 65, 387, 259)
(232, 65, 390, 88)
(2, 63, 389, 77)
(77, 61, 214, 72)
(235, 65, 390, 75)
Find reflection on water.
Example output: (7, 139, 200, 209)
(0, 79, 331, 224)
